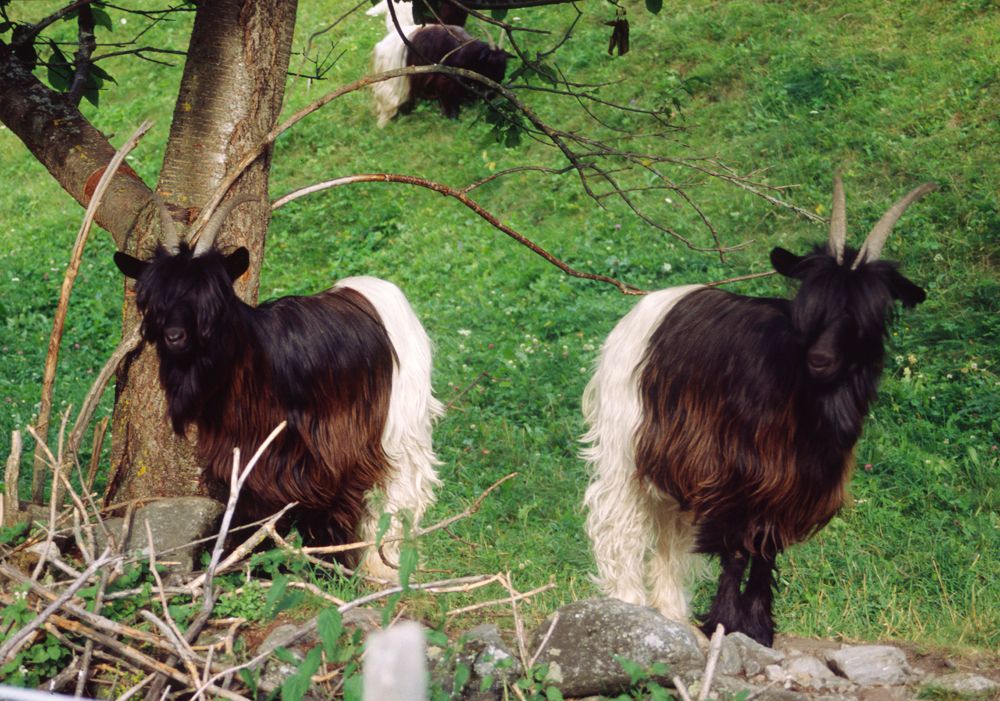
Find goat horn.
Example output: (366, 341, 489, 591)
(192, 195, 258, 256)
(851, 182, 937, 269)
(153, 193, 182, 253)
(828, 173, 847, 265)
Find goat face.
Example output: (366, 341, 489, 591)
(115, 245, 249, 362)
(769, 244, 926, 385)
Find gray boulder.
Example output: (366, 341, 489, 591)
(827, 645, 912, 686)
(96, 496, 224, 573)
(529, 598, 704, 698)
(922, 673, 1000, 699)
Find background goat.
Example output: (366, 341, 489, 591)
(366, 0, 469, 32)
(114, 198, 443, 581)
(372, 24, 507, 127)
(582, 176, 935, 645)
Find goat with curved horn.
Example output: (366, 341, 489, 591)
(192, 195, 258, 256)
(153, 194, 182, 254)
(852, 182, 938, 269)
(827, 174, 847, 265)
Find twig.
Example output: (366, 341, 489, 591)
(704, 270, 777, 288)
(501, 572, 530, 669)
(697, 623, 725, 701)
(0, 548, 113, 664)
(31, 121, 152, 503)
(278, 472, 519, 557)
(2, 430, 21, 527)
(528, 610, 559, 668)
(673, 675, 695, 701)
(272, 175, 644, 295)
(447, 582, 556, 618)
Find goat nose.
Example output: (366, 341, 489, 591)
(164, 327, 187, 347)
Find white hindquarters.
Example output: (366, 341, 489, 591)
(581, 285, 702, 622)
(366, 0, 416, 31)
(336, 276, 444, 581)
(371, 25, 421, 127)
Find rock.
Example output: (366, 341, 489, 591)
(922, 673, 1000, 698)
(96, 497, 224, 573)
(859, 687, 911, 701)
(256, 607, 384, 656)
(436, 624, 522, 701)
(529, 598, 704, 698)
(827, 646, 912, 686)
(729, 631, 786, 676)
(717, 636, 744, 676)
(786, 654, 838, 681)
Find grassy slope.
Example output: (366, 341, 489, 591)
(0, 0, 996, 650)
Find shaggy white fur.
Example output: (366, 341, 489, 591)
(335, 276, 443, 581)
(581, 285, 703, 621)
(371, 25, 421, 127)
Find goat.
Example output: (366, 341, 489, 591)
(582, 176, 935, 645)
(371, 23, 507, 127)
(113, 198, 443, 581)
(366, 0, 469, 32)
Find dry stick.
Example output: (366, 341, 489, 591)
(0, 548, 113, 664)
(31, 121, 153, 503)
(194, 573, 500, 701)
(85, 415, 110, 493)
(27, 422, 65, 581)
(277, 471, 519, 558)
(271, 175, 643, 296)
(144, 521, 202, 683)
(145, 422, 286, 701)
(2, 430, 21, 527)
(528, 611, 560, 669)
(501, 572, 530, 669)
(185, 503, 296, 592)
(446, 582, 556, 617)
(44, 612, 250, 701)
(673, 675, 695, 701)
(704, 270, 777, 288)
(697, 623, 726, 701)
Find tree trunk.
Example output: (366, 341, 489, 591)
(104, 0, 298, 506)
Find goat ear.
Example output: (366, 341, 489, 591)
(114, 252, 148, 280)
(770, 247, 805, 278)
(888, 269, 927, 308)
(224, 247, 250, 281)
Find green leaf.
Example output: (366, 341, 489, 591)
(398, 542, 418, 589)
(490, 7, 508, 20)
(264, 574, 289, 619)
(239, 668, 259, 698)
(645, 0, 663, 13)
(375, 511, 392, 544)
(545, 686, 565, 701)
(91, 7, 113, 31)
(83, 87, 101, 108)
(453, 662, 471, 691)
(281, 646, 322, 701)
(317, 608, 344, 657)
(479, 674, 494, 692)
(273, 646, 300, 665)
(91, 63, 117, 84)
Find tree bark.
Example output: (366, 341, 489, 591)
(104, 0, 298, 506)
(0, 43, 153, 248)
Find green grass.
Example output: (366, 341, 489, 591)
(1, 0, 997, 652)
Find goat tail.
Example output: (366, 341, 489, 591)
(582, 285, 702, 622)
(371, 25, 419, 127)
(335, 276, 443, 580)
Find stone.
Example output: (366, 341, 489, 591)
(922, 673, 1000, 698)
(431, 623, 521, 701)
(786, 654, 839, 681)
(717, 636, 744, 676)
(95, 496, 224, 573)
(859, 687, 911, 701)
(529, 598, 704, 698)
(827, 645, 912, 686)
(728, 631, 786, 676)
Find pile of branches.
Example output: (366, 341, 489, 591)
(1, 412, 547, 698)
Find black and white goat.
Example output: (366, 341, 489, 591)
(371, 23, 507, 126)
(582, 177, 935, 645)
(114, 198, 443, 581)
(366, 0, 469, 32)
